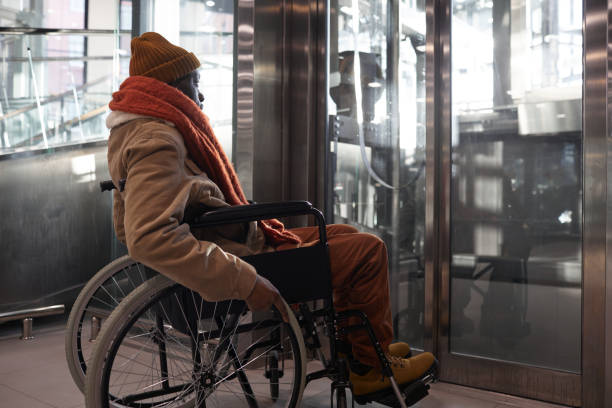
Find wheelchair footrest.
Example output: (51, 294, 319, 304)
(402, 380, 430, 407)
(353, 360, 438, 407)
(354, 380, 429, 407)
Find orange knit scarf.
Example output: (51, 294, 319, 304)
(109, 76, 301, 246)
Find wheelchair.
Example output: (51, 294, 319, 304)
(77, 181, 437, 408)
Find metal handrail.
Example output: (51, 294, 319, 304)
(0, 304, 64, 324)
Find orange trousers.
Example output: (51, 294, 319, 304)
(277, 224, 393, 368)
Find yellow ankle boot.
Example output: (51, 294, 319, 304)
(388, 341, 411, 358)
(350, 352, 435, 397)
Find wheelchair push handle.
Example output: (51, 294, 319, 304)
(190, 201, 328, 245)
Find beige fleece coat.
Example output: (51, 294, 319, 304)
(106, 111, 269, 301)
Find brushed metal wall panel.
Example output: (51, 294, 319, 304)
(252, 0, 326, 222)
(604, 1, 612, 406)
(235, 0, 256, 199)
(252, 2, 284, 204)
(0, 143, 122, 311)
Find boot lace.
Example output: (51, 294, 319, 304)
(386, 355, 407, 368)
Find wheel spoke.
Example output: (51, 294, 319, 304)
(93, 276, 303, 407)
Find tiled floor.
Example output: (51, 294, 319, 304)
(0, 318, 569, 408)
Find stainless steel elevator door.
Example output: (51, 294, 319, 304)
(450, 0, 582, 373)
(438, 0, 582, 404)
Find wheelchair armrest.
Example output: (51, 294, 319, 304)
(189, 201, 328, 245)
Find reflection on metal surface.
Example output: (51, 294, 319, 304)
(583, 0, 608, 406)
(250, 0, 327, 210)
(286, 0, 329, 210)
(21, 318, 33, 340)
(90, 316, 101, 342)
(606, 2, 612, 406)
(0, 144, 119, 311)
(71, 154, 96, 183)
(252, 0, 284, 203)
(235, 0, 255, 198)
(423, 0, 442, 355)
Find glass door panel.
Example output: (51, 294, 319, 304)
(450, 0, 582, 374)
(328, 0, 427, 348)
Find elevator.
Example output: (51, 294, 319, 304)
(244, 0, 611, 406)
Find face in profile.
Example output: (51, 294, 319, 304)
(170, 70, 205, 109)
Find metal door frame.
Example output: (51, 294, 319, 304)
(583, 1, 607, 406)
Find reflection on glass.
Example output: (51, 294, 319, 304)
(329, 0, 426, 348)
(450, 0, 582, 372)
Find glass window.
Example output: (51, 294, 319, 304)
(0, 33, 130, 153)
(0, 0, 86, 29)
(1, 0, 234, 159)
(0, 0, 131, 155)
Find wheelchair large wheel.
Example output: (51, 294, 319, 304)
(66, 256, 154, 392)
(85, 274, 306, 408)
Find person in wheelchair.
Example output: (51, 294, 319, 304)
(105, 32, 435, 400)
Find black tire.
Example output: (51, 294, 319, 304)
(85, 274, 306, 408)
(65, 256, 153, 392)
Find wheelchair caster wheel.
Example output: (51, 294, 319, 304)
(266, 350, 280, 401)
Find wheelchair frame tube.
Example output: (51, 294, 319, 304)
(189, 201, 328, 246)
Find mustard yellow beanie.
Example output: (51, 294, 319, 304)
(129, 32, 201, 83)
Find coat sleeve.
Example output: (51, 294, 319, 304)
(120, 129, 257, 301)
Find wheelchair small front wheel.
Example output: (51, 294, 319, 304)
(85, 274, 306, 408)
